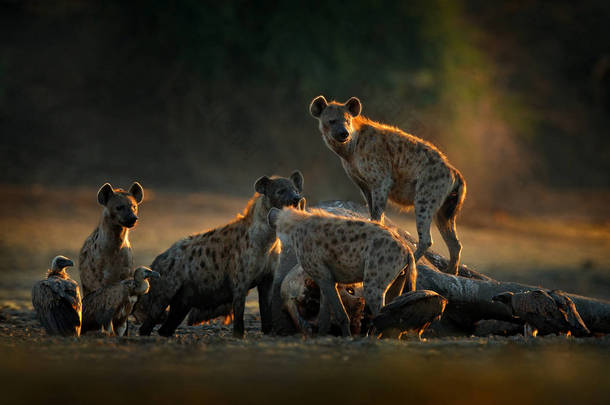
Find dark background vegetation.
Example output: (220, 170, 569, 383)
(1, 0, 609, 215)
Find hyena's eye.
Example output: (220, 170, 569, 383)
(346, 287, 355, 295)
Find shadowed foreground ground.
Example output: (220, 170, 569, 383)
(1, 306, 609, 404)
(1, 186, 609, 403)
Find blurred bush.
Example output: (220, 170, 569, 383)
(0, 0, 608, 213)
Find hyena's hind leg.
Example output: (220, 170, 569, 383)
(412, 181, 448, 264)
(158, 289, 192, 337)
(435, 209, 461, 276)
(434, 174, 465, 275)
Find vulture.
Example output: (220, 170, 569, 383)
(281, 264, 365, 336)
(31, 255, 82, 337)
(82, 266, 159, 336)
(492, 289, 590, 337)
(372, 290, 448, 339)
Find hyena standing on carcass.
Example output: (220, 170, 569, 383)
(135, 171, 305, 338)
(309, 96, 466, 275)
(267, 205, 416, 337)
(79, 182, 144, 297)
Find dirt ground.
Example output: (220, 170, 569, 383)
(1, 185, 609, 404)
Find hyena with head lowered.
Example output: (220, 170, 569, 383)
(136, 171, 304, 338)
(310, 96, 466, 275)
(79, 182, 144, 297)
(267, 205, 416, 337)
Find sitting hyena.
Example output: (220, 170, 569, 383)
(136, 171, 304, 338)
(309, 96, 466, 274)
(268, 204, 416, 336)
(79, 182, 144, 297)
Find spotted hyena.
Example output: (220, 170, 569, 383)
(136, 171, 304, 338)
(281, 263, 365, 336)
(79, 182, 144, 297)
(268, 205, 416, 336)
(310, 96, 466, 275)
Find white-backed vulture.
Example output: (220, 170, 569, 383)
(32, 256, 82, 337)
(373, 290, 448, 339)
(82, 266, 159, 336)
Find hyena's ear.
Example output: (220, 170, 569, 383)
(297, 197, 307, 211)
(255, 176, 270, 195)
(345, 97, 361, 117)
(129, 182, 144, 204)
(267, 208, 281, 229)
(97, 183, 114, 206)
(309, 95, 328, 118)
(290, 170, 304, 192)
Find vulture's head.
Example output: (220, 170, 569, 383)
(133, 266, 160, 296)
(134, 266, 160, 282)
(50, 255, 74, 275)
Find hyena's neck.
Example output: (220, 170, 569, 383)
(276, 211, 302, 246)
(99, 211, 129, 249)
(241, 193, 277, 249)
(325, 132, 358, 161)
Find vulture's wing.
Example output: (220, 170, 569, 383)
(374, 290, 447, 332)
(32, 279, 81, 336)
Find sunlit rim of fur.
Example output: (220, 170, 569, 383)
(327, 99, 450, 161)
(279, 206, 383, 225)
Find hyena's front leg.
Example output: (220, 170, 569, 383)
(317, 281, 351, 337)
(350, 176, 373, 214)
(368, 180, 392, 222)
(257, 273, 274, 334)
(317, 290, 331, 335)
(301, 261, 349, 336)
(232, 287, 248, 338)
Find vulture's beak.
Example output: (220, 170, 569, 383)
(145, 270, 161, 279)
(62, 259, 75, 268)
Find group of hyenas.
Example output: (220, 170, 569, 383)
(35, 96, 466, 338)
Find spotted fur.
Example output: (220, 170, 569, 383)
(136, 171, 304, 338)
(269, 206, 416, 336)
(310, 96, 466, 274)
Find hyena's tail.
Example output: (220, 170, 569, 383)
(442, 169, 466, 220)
